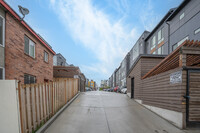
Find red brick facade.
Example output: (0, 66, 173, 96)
(5, 13, 54, 83)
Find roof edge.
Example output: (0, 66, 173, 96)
(166, 0, 191, 21)
(127, 54, 166, 77)
(145, 8, 176, 41)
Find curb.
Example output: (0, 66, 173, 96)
(36, 93, 80, 133)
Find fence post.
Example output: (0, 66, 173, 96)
(31, 84, 36, 130)
(17, 82, 24, 133)
(25, 84, 32, 133)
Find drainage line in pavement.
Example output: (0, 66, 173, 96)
(100, 93, 112, 133)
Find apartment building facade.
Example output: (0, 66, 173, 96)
(145, 8, 175, 55)
(119, 54, 129, 87)
(129, 31, 150, 69)
(0, 1, 55, 84)
(167, 0, 200, 52)
(126, 0, 200, 128)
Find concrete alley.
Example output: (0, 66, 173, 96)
(44, 91, 198, 133)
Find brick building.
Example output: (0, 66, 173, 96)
(0, 1, 55, 83)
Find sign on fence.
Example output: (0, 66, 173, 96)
(170, 71, 182, 84)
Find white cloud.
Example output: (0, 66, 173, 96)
(49, 0, 138, 82)
(139, 0, 161, 31)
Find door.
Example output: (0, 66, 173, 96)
(131, 77, 134, 98)
(186, 70, 200, 126)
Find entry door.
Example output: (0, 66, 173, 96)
(131, 77, 134, 98)
(186, 70, 200, 126)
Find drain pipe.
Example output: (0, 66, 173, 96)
(166, 21, 170, 55)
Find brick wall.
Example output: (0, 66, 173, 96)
(5, 13, 54, 83)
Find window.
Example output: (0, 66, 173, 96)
(152, 51, 156, 55)
(177, 36, 188, 46)
(157, 46, 164, 55)
(0, 67, 4, 80)
(44, 51, 48, 62)
(24, 35, 35, 58)
(151, 36, 156, 50)
(53, 56, 57, 66)
(172, 36, 188, 51)
(194, 27, 200, 35)
(172, 43, 178, 51)
(179, 12, 184, 20)
(24, 74, 36, 84)
(0, 15, 5, 47)
(158, 28, 164, 44)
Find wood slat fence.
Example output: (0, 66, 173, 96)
(17, 78, 79, 133)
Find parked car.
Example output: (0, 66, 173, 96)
(121, 88, 127, 94)
(114, 86, 118, 92)
(86, 87, 92, 91)
(117, 86, 123, 93)
(110, 87, 114, 92)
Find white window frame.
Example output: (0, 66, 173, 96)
(158, 27, 164, 44)
(0, 67, 5, 80)
(0, 15, 5, 47)
(44, 51, 48, 63)
(157, 46, 164, 55)
(24, 35, 36, 58)
(179, 12, 184, 20)
(29, 40, 35, 58)
(177, 36, 189, 47)
(172, 43, 178, 51)
(194, 27, 200, 35)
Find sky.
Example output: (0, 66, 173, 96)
(5, 0, 182, 85)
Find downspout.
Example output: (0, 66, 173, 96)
(166, 21, 170, 55)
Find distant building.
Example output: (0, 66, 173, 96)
(53, 66, 86, 92)
(86, 78, 89, 87)
(53, 53, 68, 66)
(100, 80, 108, 87)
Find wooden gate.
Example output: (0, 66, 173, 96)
(186, 70, 200, 126)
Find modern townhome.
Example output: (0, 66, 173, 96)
(129, 31, 150, 68)
(127, 40, 200, 129)
(115, 66, 121, 87)
(0, 1, 56, 83)
(166, 0, 200, 52)
(145, 8, 175, 55)
(119, 53, 129, 88)
(108, 31, 150, 88)
(126, 0, 200, 129)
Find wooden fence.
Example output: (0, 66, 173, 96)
(17, 78, 79, 133)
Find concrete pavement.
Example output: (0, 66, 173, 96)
(44, 91, 199, 133)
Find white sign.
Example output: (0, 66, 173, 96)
(170, 71, 182, 84)
(74, 75, 79, 78)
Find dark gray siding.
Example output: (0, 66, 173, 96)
(53, 53, 68, 66)
(129, 31, 150, 69)
(145, 22, 169, 55)
(169, 0, 200, 52)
